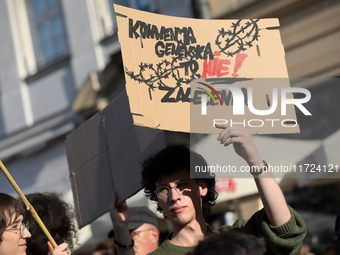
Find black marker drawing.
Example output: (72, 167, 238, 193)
(215, 19, 260, 57)
(125, 55, 201, 99)
(125, 19, 260, 100)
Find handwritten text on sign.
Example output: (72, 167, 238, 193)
(125, 18, 259, 102)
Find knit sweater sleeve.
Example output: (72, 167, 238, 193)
(218, 205, 307, 255)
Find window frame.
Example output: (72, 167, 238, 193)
(25, 0, 70, 70)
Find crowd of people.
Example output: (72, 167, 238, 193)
(1, 125, 338, 255)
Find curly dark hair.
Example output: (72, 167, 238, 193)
(20, 192, 78, 255)
(141, 144, 218, 218)
(190, 231, 267, 255)
(0, 193, 25, 243)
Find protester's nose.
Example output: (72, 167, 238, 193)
(23, 229, 32, 239)
(169, 186, 181, 201)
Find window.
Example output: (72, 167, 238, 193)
(113, 0, 151, 11)
(109, 0, 156, 29)
(25, 0, 69, 69)
(92, 0, 156, 41)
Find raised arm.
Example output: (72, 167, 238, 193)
(109, 194, 135, 255)
(215, 123, 291, 226)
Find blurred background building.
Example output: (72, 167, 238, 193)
(0, 0, 339, 254)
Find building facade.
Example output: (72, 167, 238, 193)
(0, 0, 194, 251)
(0, 0, 339, 252)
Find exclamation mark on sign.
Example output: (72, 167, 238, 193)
(232, 53, 248, 77)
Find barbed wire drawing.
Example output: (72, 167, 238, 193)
(216, 19, 260, 57)
(124, 55, 201, 98)
(125, 19, 260, 99)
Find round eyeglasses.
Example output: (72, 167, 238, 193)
(5, 221, 29, 238)
(156, 180, 193, 200)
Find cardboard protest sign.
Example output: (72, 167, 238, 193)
(65, 90, 165, 228)
(115, 4, 301, 134)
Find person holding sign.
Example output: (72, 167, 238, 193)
(19, 193, 77, 255)
(0, 193, 71, 255)
(111, 125, 307, 255)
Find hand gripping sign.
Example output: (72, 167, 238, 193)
(115, 5, 311, 134)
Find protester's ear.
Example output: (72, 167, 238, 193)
(199, 180, 208, 197)
(151, 228, 159, 243)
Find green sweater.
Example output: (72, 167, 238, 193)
(148, 206, 307, 255)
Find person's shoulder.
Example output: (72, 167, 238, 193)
(148, 239, 194, 255)
(147, 247, 165, 255)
